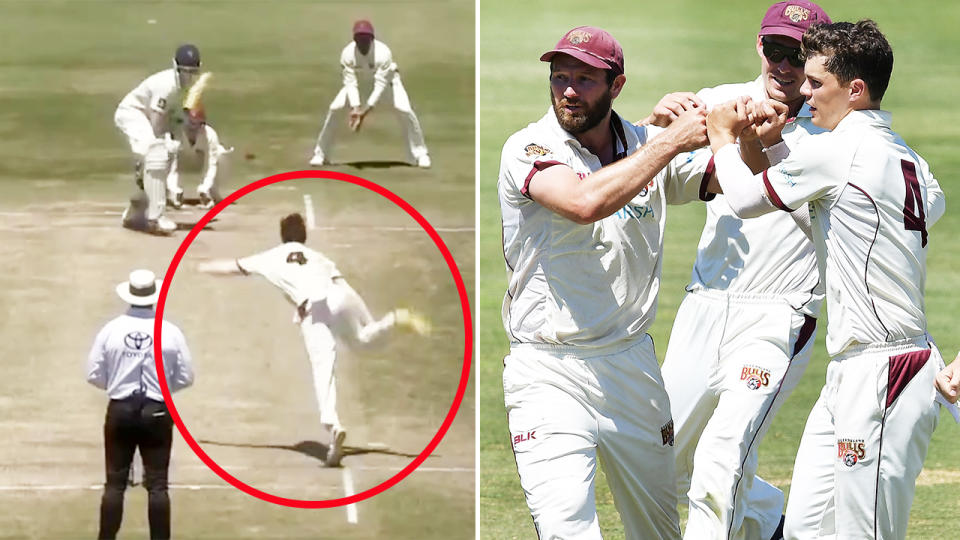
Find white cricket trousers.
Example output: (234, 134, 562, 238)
(784, 336, 940, 540)
(503, 335, 681, 540)
(114, 107, 157, 158)
(313, 75, 429, 163)
(300, 279, 400, 429)
(662, 290, 816, 540)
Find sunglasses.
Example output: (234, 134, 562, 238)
(761, 37, 805, 68)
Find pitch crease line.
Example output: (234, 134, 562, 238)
(342, 467, 358, 524)
(303, 194, 316, 230)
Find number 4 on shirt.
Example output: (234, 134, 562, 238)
(901, 159, 928, 248)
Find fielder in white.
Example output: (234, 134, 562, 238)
(639, 4, 831, 539)
(114, 44, 202, 235)
(706, 20, 946, 540)
(310, 19, 431, 168)
(499, 26, 712, 539)
(166, 104, 232, 209)
(198, 213, 430, 467)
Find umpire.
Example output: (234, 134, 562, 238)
(86, 269, 194, 540)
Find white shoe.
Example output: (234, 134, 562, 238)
(197, 188, 216, 209)
(416, 154, 432, 168)
(324, 426, 347, 467)
(149, 216, 177, 236)
(309, 154, 328, 167)
(394, 308, 432, 337)
(167, 190, 184, 209)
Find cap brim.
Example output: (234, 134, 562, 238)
(116, 280, 162, 307)
(540, 49, 612, 71)
(759, 26, 805, 42)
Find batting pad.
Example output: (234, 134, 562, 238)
(144, 141, 170, 220)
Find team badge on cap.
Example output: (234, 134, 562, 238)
(525, 143, 552, 157)
(837, 439, 866, 467)
(566, 29, 592, 45)
(783, 5, 811, 22)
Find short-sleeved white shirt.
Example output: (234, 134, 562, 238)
(498, 108, 710, 348)
(763, 110, 935, 355)
(237, 242, 343, 309)
(690, 76, 825, 315)
(116, 69, 182, 138)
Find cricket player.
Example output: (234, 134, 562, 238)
(705, 20, 945, 540)
(310, 20, 431, 168)
(499, 26, 712, 539)
(115, 44, 202, 235)
(87, 269, 194, 540)
(638, 4, 831, 539)
(166, 104, 232, 209)
(197, 213, 430, 467)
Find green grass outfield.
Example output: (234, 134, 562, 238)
(0, 1, 474, 538)
(479, 1, 960, 538)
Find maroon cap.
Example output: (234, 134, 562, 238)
(540, 26, 624, 75)
(353, 19, 374, 37)
(760, 2, 831, 41)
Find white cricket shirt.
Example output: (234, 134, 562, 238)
(499, 108, 710, 348)
(86, 307, 194, 401)
(339, 39, 397, 109)
(762, 110, 941, 355)
(237, 242, 343, 309)
(116, 69, 183, 138)
(691, 76, 824, 315)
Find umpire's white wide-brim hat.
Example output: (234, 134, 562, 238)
(116, 269, 162, 306)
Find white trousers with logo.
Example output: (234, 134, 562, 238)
(313, 74, 429, 163)
(503, 335, 680, 540)
(784, 336, 940, 540)
(662, 290, 816, 540)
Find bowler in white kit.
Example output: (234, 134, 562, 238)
(499, 26, 713, 539)
(706, 20, 946, 540)
(310, 20, 431, 168)
(198, 213, 430, 467)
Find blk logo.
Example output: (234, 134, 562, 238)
(512, 430, 536, 447)
(124, 331, 153, 350)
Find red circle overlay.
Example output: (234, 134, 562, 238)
(152, 170, 473, 508)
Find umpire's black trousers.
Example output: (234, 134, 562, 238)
(98, 393, 173, 540)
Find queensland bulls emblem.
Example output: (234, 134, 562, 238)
(741, 365, 771, 390)
(524, 143, 551, 158)
(661, 420, 675, 446)
(566, 30, 592, 45)
(837, 439, 866, 467)
(783, 5, 811, 22)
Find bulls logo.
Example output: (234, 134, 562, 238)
(741, 365, 771, 389)
(524, 143, 551, 158)
(124, 331, 153, 351)
(567, 30, 592, 45)
(661, 420, 675, 447)
(783, 5, 811, 22)
(837, 439, 866, 467)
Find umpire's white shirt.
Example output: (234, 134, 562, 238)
(499, 108, 710, 348)
(757, 110, 944, 355)
(86, 307, 194, 401)
(339, 39, 397, 109)
(237, 242, 343, 311)
(691, 76, 825, 315)
(116, 69, 183, 139)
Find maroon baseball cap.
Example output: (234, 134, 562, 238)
(540, 26, 624, 75)
(353, 19, 374, 37)
(760, 1, 831, 42)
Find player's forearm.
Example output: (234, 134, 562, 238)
(197, 258, 245, 275)
(567, 135, 682, 223)
(713, 144, 777, 218)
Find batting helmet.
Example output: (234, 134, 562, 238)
(352, 20, 374, 37)
(174, 44, 201, 68)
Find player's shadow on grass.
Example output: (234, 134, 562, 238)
(197, 439, 421, 463)
(342, 160, 414, 169)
